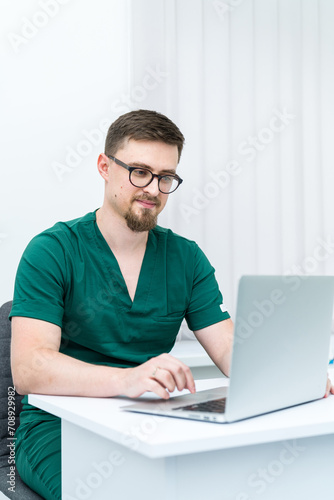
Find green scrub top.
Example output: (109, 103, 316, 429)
(10, 211, 229, 369)
(10, 213, 230, 499)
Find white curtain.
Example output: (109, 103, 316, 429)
(129, 0, 334, 318)
(2, 0, 334, 320)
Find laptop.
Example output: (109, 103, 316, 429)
(123, 275, 334, 423)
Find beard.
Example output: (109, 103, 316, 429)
(124, 195, 161, 232)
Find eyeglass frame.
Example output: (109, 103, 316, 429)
(107, 155, 183, 194)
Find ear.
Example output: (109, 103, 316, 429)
(97, 153, 110, 181)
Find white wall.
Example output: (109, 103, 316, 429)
(1, 0, 132, 304)
(2, 0, 334, 322)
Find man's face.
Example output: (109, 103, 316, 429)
(104, 139, 179, 232)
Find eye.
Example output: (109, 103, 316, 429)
(160, 175, 174, 184)
(132, 168, 151, 178)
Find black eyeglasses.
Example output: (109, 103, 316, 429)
(107, 155, 183, 194)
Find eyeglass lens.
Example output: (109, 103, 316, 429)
(130, 168, 179, 193)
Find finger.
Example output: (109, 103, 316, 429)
(173, 361, 196, 393)
(155, 354, 196, 393)
(324, 377, 331, 398)
(173, 363, 195, 393)
(147, 379, 170, 400)
(329, 377, 334, 395)
(121, 367, 171, 399)
(153, 368, 176, 393)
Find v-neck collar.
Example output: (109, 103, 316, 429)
(92, 216, 158, 311)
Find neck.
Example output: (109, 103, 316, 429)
(95, 206, 148, 254)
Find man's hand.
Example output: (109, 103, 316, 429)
(120, 353, 196, 400)
(324, 375, 334, 398)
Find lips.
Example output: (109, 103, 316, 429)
(135, 198, 160, 209)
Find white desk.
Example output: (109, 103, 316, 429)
(29, 370, 334, 500)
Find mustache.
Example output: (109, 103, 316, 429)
(133, 195, 161, 207)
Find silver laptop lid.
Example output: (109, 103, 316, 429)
(225, 275, 334, 422)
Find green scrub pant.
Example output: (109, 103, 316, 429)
(15, 418, 61, 500)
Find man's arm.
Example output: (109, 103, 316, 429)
(11, 317, 195, 400)
(193, 318, 234, 377)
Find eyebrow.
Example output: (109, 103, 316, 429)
(129, 162, 177, 175)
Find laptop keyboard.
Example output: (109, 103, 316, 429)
(173, 397, 227, 414)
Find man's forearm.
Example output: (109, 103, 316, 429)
(217, 341, 233, 377)
(14, 348, 196, 401)
(14, 348, 125, 397)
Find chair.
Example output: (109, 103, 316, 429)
(0, 301, 43, 499)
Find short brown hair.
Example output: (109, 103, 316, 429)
(104, 109, 185, 162)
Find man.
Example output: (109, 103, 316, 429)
(10, 109, 234, 500)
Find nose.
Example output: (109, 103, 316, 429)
(142, 176, 160, 197)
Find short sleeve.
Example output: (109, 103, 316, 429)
(9, 233, 67, 327)
(185, 245, 230, 331)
